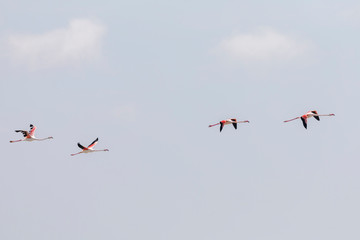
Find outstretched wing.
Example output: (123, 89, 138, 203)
(29, 124, 37, 137)
(220, 122, 224, 132)
(311, 111, 320, 121)
(15, 130, 28, 137)
(88, 138, 99, 149)
(231, 118, 237, 129)
(77, 143, 86, 150)
(301, 116, 307, 129)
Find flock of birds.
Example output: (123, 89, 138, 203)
(209, 110, 335, 131)
(9, 125, 109, 156)
(9, 110, 335, 156)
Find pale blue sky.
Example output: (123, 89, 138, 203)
(1, 1, 360, 239)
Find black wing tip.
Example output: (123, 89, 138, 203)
(77, 143, 85, 149)
(301, 117, 307, 129)
(88, 138, 99, 147)
(15, 130, 27, 137)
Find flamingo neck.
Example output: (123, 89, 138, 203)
(35, 137, 53, 141)
(313, 114, 335, 117)
(93, 149, 108, 152)
(236, 120, 250, 123)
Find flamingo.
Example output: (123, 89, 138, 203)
(209, 118, 250, 132)
(284, 110, 335, 129)
(71, 138, 109, 156)
(10, 124, 53, 143)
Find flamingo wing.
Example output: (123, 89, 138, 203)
(88, 138, 99, 149)
(29, 124, 37, 137)
(77, 143, 86, 150)
(15, 130, 28, 137)
(231, 118, 237, 129)
(301, 116, 307, 129)
(220, 122, 224, 132)
(311, 111, 320, 121)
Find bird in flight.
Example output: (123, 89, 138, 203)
(209, 118, 250, 132)
(71, 138, 109, 156)
(284, 110, 335, 129)
(10, 124, 53, 143)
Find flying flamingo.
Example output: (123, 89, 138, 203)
(71, 138, 109, 156)
(10, 124, 53, 143)
(209, 118, 250, 132)
(284, 110, 335, 129)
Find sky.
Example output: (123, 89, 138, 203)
(1, 0, 360, 239)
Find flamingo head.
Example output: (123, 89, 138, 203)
(104, 149, 109, 151)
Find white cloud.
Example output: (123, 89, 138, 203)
(7, 19, 106, 69)
(217, 28, 307, 61)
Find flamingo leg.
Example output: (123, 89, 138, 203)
(284, 117, 300, 122)
(71, 152, 83, 156)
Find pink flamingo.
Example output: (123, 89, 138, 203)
(209, 118, 250, 132)
(10, 124, 53, 143)
(71, 138, 109, 156)
(284, 110, 335, 129)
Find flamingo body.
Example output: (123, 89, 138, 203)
(284, 110, 335, 129)
(209, 118, 250, 132)
(10, 124, 53, 143)
(71, 138, 109, 156)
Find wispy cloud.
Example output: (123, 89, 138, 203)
(7, 19, 106, 69)
(216, 28, 308, 62)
